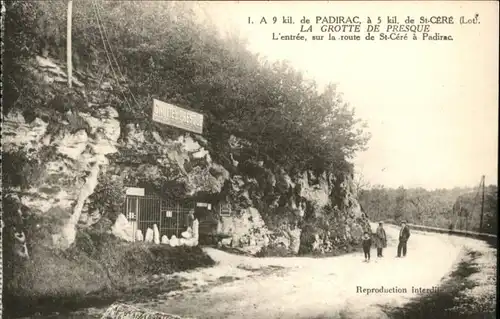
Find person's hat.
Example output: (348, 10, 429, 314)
(379, 221, 383, 225)
(401, 220, 407, 223)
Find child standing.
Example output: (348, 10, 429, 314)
(362, 231, 372, 262)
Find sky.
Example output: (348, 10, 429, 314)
(196, 1, 498, 190)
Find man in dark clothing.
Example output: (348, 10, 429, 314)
(375, 222, 387, 257)
(362, 232, 372, 262)
(397, 220, 411, 257)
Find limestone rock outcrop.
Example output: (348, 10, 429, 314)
(217, 207, 271, 254)
(3, 56, 120, 250)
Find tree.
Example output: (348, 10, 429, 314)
(353, 170, 371, 195)
(4, 0, 369, 179)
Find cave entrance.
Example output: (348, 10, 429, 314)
(194, 201, 234, 245)
(121, 187, 232, 244)
(194, 202, 218, 245)
(122, 187, 195, 241)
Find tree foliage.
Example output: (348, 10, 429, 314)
(4, 0, 369, 177)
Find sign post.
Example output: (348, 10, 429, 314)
(126, 187, 145, 197)
(152, 99, 204, 134)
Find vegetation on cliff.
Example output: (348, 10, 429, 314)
(4, 0, 369, 175)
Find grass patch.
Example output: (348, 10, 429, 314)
(3, 231, 215, 319)
(381, 249, 495, 319)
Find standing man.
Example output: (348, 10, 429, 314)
(375, 222, 387, 257)
(397, 220, 411, 257)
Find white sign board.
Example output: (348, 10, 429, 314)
(126, 187, 145, 196)
(220, 202, 231, 216)
(152, 99, 204, 134)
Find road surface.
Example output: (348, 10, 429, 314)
(131, 224, 489, 319)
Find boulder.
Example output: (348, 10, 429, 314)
(170, 235, 179, 247)
(220, 237, 232, 247)
(181, 229, 192, 239)
(136, 229, 144, 242)
(161, 235, 169, 244)
(144, 228, 154, 243)
(111, 214, 134, 242)
(153, 224, 160, 244)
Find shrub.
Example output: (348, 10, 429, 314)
(24, 206, 72, 248)
(87, 174, 126, 223)
(2, 151, 47, 190)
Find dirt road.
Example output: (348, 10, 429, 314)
(131, 224, 490, 319)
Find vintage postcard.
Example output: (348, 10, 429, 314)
(1, 1, 498, 318)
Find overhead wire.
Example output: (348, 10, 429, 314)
(91, 0, 173, 155)
(90, 0, 134, 113)
(92, 0, 142, 108)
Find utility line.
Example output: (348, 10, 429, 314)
(91, 0, 133, 113)
(91, 0, 119, 86)
(92, 0, 141, 108)
(93, 2, 123, 78)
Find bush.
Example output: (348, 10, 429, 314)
(87, 174, 126, 223)
(24, 206, 72, 247)
(2, 151, 47, 190)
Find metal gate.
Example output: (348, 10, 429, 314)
(122, 195, 195, 242)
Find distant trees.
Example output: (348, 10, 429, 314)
(394, 186, 406, 221)
(359, 186, 498, 234)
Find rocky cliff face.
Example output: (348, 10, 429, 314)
(3, 55, 370, 256)
(217, 162, 370, 255)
